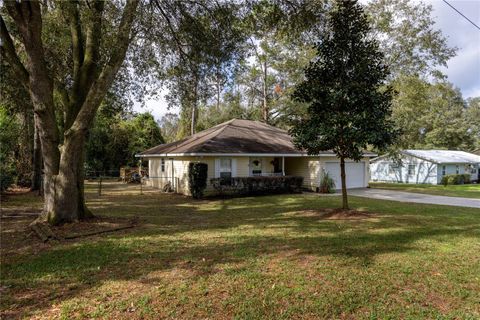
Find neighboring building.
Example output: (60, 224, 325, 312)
(370, 150, 480, 185)
(137, 119, 376, 195)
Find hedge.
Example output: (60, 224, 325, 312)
(188, 162, 208, 198)
(441, 174, 471, 186)
(210, 176, 303, 196)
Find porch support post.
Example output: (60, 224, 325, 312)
(282, 157, 285, 176)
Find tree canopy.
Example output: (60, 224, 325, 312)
(290, 0, 397, 209)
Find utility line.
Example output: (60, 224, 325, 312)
(442, 0, 480, 31)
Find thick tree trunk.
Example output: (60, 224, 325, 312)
(31, 116, 42, 191)
(42, 130, 92, 224)
(262, 59, 269, 123)
(2, 0, 139, 226)
(190, 75, 199, 136)
(340, 157, 349, 210)
(190, 103, 196, 135)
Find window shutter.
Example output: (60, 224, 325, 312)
(215, 158, 220, 178)
(232, 158, 237, 177)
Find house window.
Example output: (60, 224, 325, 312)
(251, 158, 262, 176)
(456, 165, 459, 174)
(388, 164, 399, 174)
(161, 158, 165, 172)
(442, 165, 446, 176)
(220, 158, 232, 179)
(408, 164, 415, 175)
(466, 164, 476, 174)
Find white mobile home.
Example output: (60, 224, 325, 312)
(370, 150, 480, 185)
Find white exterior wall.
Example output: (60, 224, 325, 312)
(436, 163, 480, 183)
(286, 156, 370, 191)
(370, 155, 438, 184)
(148, 155, 370, 195)
(285, 157, 320, 190)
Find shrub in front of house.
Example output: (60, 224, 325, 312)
(441, 174, 471, 186)
(319, 172, 336, 193)
(188, 162, 208, 198)
(210, 176, 303, 196)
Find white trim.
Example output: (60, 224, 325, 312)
(137, 152, 377, 158)
(371, 151, 480, 165)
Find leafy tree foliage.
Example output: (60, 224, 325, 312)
(392, 76, 475, 150)
(366, 0, 456, 78)
(466, 97, 480, 149)
(85, 101, 164, 175)
(0, 106, 20, 191)
(0, 62, 40, 188)
(291, 0, 396, 209)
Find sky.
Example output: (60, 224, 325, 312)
(134, 0, 480, 122)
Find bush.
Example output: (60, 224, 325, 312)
(210, 176, 303, 196)
(188, 162, 208, 199)
(319, 171, 335, 193)
(441, 174, 471, 186)
(0, 167, 14, 192)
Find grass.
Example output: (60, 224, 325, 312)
(369, 182, 480, 198)
(1, 181, 480, 319)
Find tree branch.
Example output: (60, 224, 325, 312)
(81, 0, 104, 88)
(69, 0, 139, 134)
(0, 15, 30, 89)
(60, 1, 84, 84)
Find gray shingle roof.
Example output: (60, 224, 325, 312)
(138, 119, 376, 157)
(403, 150, 480, 164)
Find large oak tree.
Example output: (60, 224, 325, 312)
(1, 0, 139, 224)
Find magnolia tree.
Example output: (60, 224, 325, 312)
(291, 0, 397, 210)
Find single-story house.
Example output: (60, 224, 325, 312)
(370, 150, 480, 185)
(137, 119, 376, 195)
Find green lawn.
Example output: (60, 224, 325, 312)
(1, 182, 479, 319)
(369, 182, 480, 198)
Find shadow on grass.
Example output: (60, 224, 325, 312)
(1, 182, 480, 318)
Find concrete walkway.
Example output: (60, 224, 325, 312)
(348, 188, 480, 209)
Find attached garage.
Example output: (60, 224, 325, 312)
(324, 162, 366, 189)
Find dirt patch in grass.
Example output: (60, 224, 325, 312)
(52, 216, 139, 239)
(300, 208, 375, 220)
(1, 215, 139, 262)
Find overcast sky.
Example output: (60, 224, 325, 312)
(134, 0, 480, 121)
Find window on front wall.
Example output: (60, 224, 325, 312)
(456, 165, 459, 174)
(408, 164, 415, 175)
(442, 165, 446, 176)
(161, 158, 165, 172)
(220, 158, 232, 179)
(388, 164, 399, 174)
(251, 158, 262, 176)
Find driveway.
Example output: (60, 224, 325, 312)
(348, 188, 480, 209)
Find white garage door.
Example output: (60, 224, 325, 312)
(324, 162, 365, 189)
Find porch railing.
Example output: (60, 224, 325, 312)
(251, 172, 284, 177)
